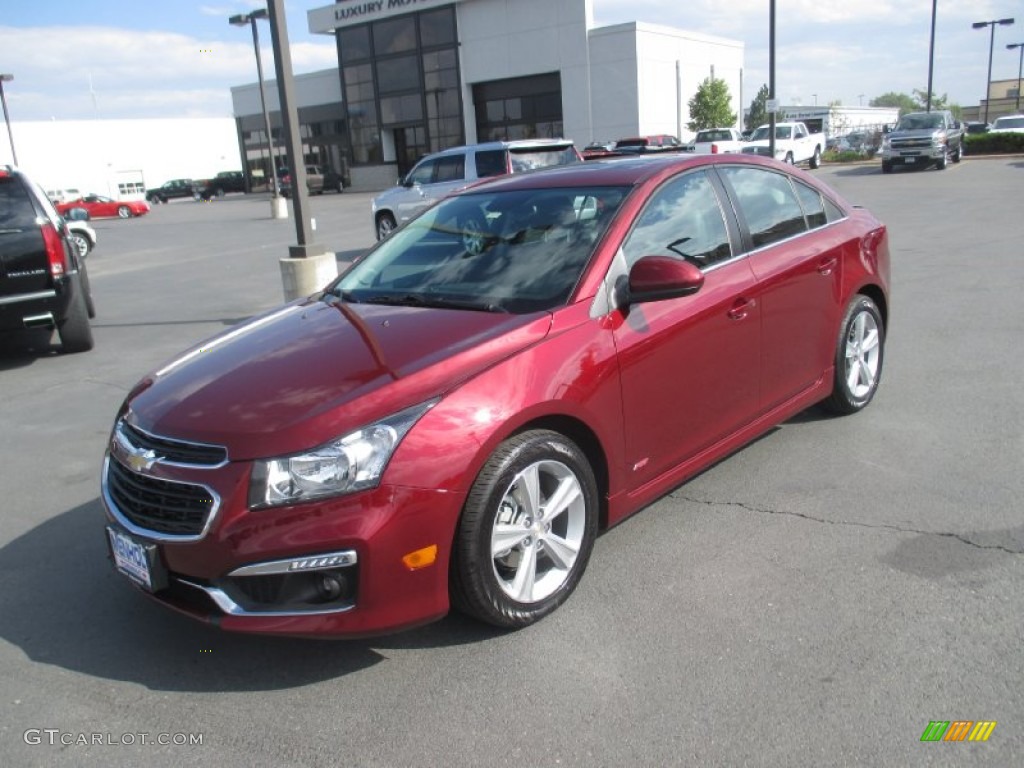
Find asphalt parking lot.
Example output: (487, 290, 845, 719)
(2, 157, 1022, 767)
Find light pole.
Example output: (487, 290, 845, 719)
(973, 17, 1015, 124)
(858, 94, 865, 106)
(229, 9, 283, 209)
(0, 74, 18, 166)
(1008, 43, 1024, 112)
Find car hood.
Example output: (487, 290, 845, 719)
(128, 298, 552, 460)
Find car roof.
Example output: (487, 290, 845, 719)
(452, 153, 785, 194)
(430, 139, 575, 157)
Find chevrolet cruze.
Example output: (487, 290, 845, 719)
(103, 154, 890, 637)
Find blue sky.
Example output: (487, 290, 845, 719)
(1, 0, 1022, 122)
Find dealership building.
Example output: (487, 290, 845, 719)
(230, 0, 744, 191)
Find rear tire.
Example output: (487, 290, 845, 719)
(822, 295, 883, 415)
(58, 277, 95, 353)
(809, 146, 821, 169)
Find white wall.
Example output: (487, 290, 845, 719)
(230, 69, 343, 116)
(457, 0, 592, 145)
(5, 118, 240, 198)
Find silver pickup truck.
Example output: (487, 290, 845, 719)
(880, 111, 964, 173)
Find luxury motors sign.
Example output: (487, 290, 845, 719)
(309, 0, 465, 33)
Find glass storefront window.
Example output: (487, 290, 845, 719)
(420, 7, 456, 47)
(376, 55, 420, 94)
(373, 17, 416, 55)
(339, 26, 371, 63)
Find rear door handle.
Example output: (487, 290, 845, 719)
(817, 257, 838, 276)
(727, 297, 755, 320)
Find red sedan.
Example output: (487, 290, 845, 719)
(102, 154, 890, 637)
(57, 194, 150, 219)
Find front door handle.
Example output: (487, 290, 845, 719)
(727, 297, 755, 320)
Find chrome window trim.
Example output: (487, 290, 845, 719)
(177, 579, 356, 617)
(101, 455, 221, 543)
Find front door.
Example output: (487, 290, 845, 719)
(611, 170, 761, 490)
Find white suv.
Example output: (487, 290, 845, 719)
(371, 139, 581, 240)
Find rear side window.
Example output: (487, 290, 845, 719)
(791, 180, 827, 229)
(0, 177, 38, 229)
(434, 155, 465, 182)
(475, 150, 506, 178)
(720, 167, 807, 249)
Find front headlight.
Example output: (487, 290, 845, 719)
(881, 137, 891, 150)
(249, 400, 437, 508)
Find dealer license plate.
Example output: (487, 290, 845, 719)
(107, 527, 154, 590)
(905, 157, 916, 163)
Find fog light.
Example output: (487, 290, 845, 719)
(402, 545, 438, 570)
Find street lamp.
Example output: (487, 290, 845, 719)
(0, 74, 18, 166)
(229, 9, 281, 202)
(1008, 43, 1024, 112)
(972, 17, 1015, 124)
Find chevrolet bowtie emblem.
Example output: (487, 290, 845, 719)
(126, 447, 160, 473)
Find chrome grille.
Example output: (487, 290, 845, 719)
(106, 458, 215, 536)
(890, 138, 933, 150)
(118, 420, 227, 466)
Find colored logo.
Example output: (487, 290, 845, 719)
(920, 721, 997, 742)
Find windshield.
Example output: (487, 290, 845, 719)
(896, 114, 945, 130)
(750, 125, 792, 141)
(334, 186, 628, 314)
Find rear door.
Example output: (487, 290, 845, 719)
(717, 165, 845, 411)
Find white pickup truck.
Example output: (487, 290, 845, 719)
(741, 121, 824, 168)
(684, 128, 745, 154)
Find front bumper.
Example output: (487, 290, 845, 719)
(881, 146, 944, 165)
(102, 452, 463, 637)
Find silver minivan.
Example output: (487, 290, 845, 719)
(371, 139, 581, 240)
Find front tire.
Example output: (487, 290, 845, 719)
(69, 232, 91, 259)
(117, 205, 131, 218)
(881, 161, 893, 174)
(935, 152, 947, 171)
(376, 212, 397, 241)
(451, 430, 599, 629)
(822, 295, 884, 414)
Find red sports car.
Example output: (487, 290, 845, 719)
(57, 194, 150, 219)
(102, 154, 890, 638)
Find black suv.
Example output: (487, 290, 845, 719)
(1, 166, 95, 352)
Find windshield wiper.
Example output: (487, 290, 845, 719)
(365, 293, 506, 313)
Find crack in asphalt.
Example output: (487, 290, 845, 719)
(676, 494, 1024, 556)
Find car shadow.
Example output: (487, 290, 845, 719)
(830, 165, 884, 177)
(0, 499, 511, 692)
(0, 329, 61, 367)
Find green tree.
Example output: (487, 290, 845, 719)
(746, 83, 769, 132)
(688, 77, 737, 132)
(870, 92, 918, 117)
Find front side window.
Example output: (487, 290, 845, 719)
(406, 158, 438, 186)
(621, 171, 732, 270)
(434, 155, 465, 183)
(720, 167, 807, 249)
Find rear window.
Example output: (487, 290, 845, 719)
(0, 176, 39, 230)
(508, 147, 579, 172)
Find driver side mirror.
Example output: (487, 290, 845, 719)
(616, 256, 705, 308)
